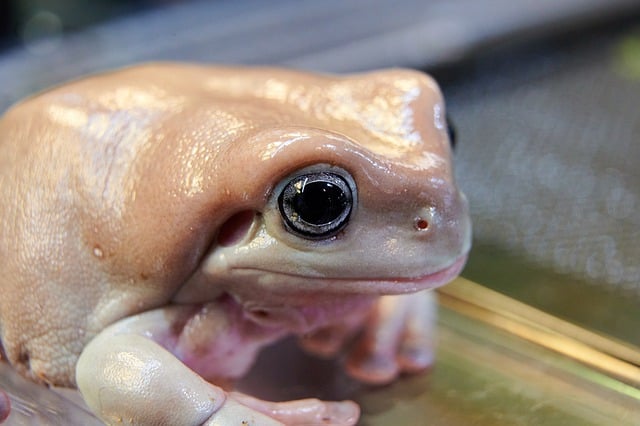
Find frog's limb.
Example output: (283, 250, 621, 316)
(230, 392, 359, 425)
(77, 332, 229, 425)
(0, 388, 10, 423)
(298, 308, 369, 358)
(77, 303, 359, 425)
(345, 291, 436, 384)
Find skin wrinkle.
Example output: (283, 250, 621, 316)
(229, 253, 466, 283)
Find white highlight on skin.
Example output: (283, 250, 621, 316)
(433, 103, 445, 130)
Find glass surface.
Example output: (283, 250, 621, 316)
(360, 302, 640, 426)
(242, 278, 640, 426)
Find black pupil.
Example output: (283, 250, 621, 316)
(292, 179, 347, 225)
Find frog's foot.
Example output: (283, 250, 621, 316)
(228, 392, 359, 426)
(345, 291, 437, 385)
(199, 392, 358, 426)
(0, 388, 10, 423)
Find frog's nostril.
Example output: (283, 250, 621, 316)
(217, 210, 255, 246)
(414, 217, 429, 231)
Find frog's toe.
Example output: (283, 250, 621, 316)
(345, 345, 400, 384)
(203, 398, 284, 426)
(396, 291, 437, 373)
(397, 334, 434, 373)
(345, 330, 433, 384)
(230, 392, 359, 426)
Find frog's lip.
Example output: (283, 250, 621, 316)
(235, 254, 468, 295)
(388, 254, 468, 291)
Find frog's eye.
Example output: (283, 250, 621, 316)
(277, 169, 355, 240)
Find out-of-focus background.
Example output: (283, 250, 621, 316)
(0, 1, 639, 424)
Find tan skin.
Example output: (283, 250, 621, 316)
(0, 64, 470, 425)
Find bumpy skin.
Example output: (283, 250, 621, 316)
(0, 64, 471, 425)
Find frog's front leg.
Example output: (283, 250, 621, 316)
(346, 291, 437, 384)
(77, 303, 359, 425)
(301, 291, 437, 385)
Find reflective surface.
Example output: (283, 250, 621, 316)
(360, 286, 640, 425)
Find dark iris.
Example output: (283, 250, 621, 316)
(278, 171, 354, 239)
(291, 180, 348, 225)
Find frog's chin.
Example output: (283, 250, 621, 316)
(385, 254, 468, 293)
(233, 254, 468, 296)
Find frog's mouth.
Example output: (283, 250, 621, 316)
(232, 254, 468, 296)
(211, 254, 467, 336)
(381, 254, 468, 292)
(173, 251, 468, 311)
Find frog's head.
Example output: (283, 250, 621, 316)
(173, 68, 471, 306)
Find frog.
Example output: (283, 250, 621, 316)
(0, 63, 471, 425)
